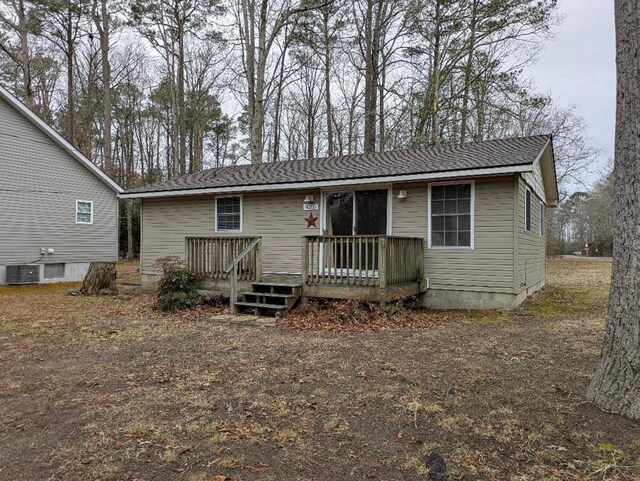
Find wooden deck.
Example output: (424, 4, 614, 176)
(301, 235, 426, 301)
(185, 235, 427, 303)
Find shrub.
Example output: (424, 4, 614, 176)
(157, 265, 201, 311)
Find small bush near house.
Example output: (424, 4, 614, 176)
(157, 266, 201, 311)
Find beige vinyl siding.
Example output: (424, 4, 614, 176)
(0, 97, 118, 265)
(142, 178, 519, 293)
(516, 175, 546, 291)
(393, 176, 515, 293)
(522, 157, 547, 203)
(141, 196, 217, 274)
(141, 189, 321, 275)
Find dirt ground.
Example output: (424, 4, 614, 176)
(1, 258, 638, 480)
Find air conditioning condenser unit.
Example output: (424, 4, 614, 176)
(6, 265, 40, 285)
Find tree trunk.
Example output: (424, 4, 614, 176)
(271, 26, 290, 163)
(82, 262, 117, 295)
(177, 20, 187, 174)
(93, 0, 113, 176)
(346, 79, 359, 154)
(323, 9, 333, 157)
(586, 0, 640, 420)
(240, 0, 265, 164)
(306, 110, 314, 158)
(18, 0, 34, 108)
(430, 0, 442, 145)
(362, 0, 379, 153)
(460, 0, 477, 144)
(66, 4, 75, 145)
(378, 59, 385, 151)
(192, 116, 205, 172)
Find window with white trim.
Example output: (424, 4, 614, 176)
(525, 188, 532, 232)
(76, 200, 93, 224)
(540, 201, 545, 236)
(216, 196, 242, 232)
(430, 183, 473, 248)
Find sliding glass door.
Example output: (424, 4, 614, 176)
(325, 189, 388, 271)
(326, 192, 354, 236)
(355, 189, 388, 235)
(326, 189, 388, 236)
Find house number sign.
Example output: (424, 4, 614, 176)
(303, 203, 319, 211)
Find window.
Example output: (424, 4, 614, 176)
(76, 200, 93, 224)
(540, 201, 545, 236)
(429, 182, 473, 248)
(525, 188, 532, 232)
(44, 263, 65, 279)
(216, 196, 242, 232)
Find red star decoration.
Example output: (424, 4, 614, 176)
(305, 212, 319, 228)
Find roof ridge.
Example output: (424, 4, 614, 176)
(124, 134, 553, 196)
(185, 133, 553, 178)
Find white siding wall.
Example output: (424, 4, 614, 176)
(0, 97, 118, 273)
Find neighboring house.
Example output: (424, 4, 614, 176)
(121, 135, 557, 312)
(0, 85, 122, 285)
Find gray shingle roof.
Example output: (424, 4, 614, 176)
(125, 135, 551, 195)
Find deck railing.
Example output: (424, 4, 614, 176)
(185, 236, 262, 281)
(301, 235, 424, 288)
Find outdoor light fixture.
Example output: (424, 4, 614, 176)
(397, 190, 408, 199)
(304, 194, 315, 204)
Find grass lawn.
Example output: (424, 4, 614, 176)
(1, 257, 639, 480)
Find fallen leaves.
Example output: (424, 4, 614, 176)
(3, 258, 639, 481)
(282, 298, 468, 332)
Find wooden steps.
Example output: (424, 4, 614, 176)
(235, 282, 302, 316)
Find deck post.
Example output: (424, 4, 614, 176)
(255, 239, 263, 282)
(301, 237, 309, 286)
(379, 236, 388, 288)
(230, 265, 238, 314)
(417, 238, 424, 281)
(185, 238, 190, 271)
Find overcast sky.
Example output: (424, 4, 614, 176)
(526, 0, 616, 184)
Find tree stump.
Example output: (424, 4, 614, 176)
(82, 262, 117, 295)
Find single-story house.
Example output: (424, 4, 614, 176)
(0, 85, 122, 285)
(121, 135, 557, 312)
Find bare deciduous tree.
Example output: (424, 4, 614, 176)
(0, 0, 37, 107)
(586, 0, 640, 420)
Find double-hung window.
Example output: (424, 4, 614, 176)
(76, 200, 93, 224)
(429, 182, 473, 248)
(216, 196, 242, 232)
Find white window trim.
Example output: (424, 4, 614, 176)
(539, 200, 544, 236)
(215, 194, 243, 233)
(524, 187, 532, 232)
(428, 180, 475, 250)
(76, 200, 93, 225)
